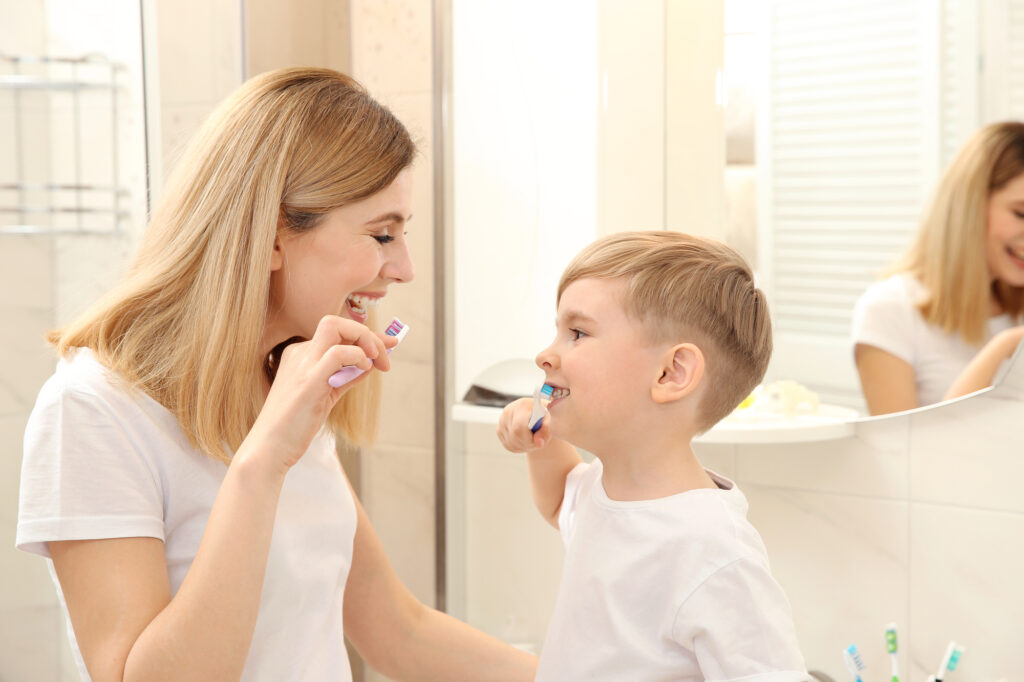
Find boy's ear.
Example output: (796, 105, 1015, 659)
(651, 343, 704, 404)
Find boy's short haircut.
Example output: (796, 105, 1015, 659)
(558, 230, 772, 432)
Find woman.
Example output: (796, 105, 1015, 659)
(853, 121, 1024, 415)
(16, 68, 536, 681)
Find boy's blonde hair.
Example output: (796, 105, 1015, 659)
(558, 230, 772, 431)
(892, 120, 1024, 343)
(49, 68, 416, 463)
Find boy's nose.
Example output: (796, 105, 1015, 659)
(382, 240, 415, 283)
(536, 345, 557, 370)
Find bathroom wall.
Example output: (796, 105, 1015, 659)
(0, 1, 150, 678)
(455, 354, 1024, 681)
(348, 4, 439, 681)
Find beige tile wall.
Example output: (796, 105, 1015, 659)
(350, 0, 437, 610)
(1, 1, 149, 679)
(348, 3, 437, 680)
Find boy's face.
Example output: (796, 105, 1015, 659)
(535, 277, 662, 450)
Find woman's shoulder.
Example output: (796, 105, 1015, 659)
(34, 348, 155, 421)
(43, 348, 122, 399)
(858, 272, 928, 307)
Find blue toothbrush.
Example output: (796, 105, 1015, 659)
(529, 383, 554, 432)
(842, 644, 866, 682)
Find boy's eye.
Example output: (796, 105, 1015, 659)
(569, 328, 586, 341)
(373, 234, 395, 244)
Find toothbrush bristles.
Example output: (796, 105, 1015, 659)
(947, 646, 965, 670)
(843, 644, 865, 672)
(540, 383, 554, 397)
(384, 318, 405, 336)
(885, 623, 898, 652)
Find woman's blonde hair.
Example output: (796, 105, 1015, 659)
(49, 68, 416, 463)
(558, 231, 772, 432)
(893, 120, 1024, 344)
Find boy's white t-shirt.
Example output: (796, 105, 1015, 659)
(16, 349, 357, 682)
(852, 273, 1016, 406)
(537, 459, 807, 682)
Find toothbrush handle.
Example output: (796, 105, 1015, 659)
(530, 416, 544, 433)
(328, 347, 394, 388)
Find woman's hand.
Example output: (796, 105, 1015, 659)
(247, 315, 397, 471)
(496, 397, 549, 453)
(945, 325, 1024, 400)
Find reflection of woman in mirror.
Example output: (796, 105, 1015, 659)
(853, 121, 1024, 415)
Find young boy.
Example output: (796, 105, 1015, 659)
(497, 231, 808, 681)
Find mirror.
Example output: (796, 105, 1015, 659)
(451, 0, 1024, 417)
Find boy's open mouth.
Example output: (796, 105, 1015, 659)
(549, 386, 570, 401)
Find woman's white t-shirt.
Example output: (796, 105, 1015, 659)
(851, 273, 1016, 406)
(16, 348, 357, 681)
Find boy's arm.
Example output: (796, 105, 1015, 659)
(497, 397, 582, 529)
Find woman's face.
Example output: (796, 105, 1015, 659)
(265, 168, 415, 349)
(986, 171, 1024, 289)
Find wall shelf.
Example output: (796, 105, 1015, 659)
(1, 53, 130, 236)
(451, 402, 860, 444)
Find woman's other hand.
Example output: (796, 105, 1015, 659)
(944, 325, 1024, 400)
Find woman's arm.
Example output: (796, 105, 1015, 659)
(50, 451, 287, 682)
(854, 343, 919, 415)
(48, 316, 392, 681)
(496, 397, 582, 528)
(944, 326, 1024, 400)
(343, 488, 538, 681)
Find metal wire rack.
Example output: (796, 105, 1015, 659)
(1, 53, 131, 235)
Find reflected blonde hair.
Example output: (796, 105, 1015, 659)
(49, 68, 416, 463)
(892, 120, 1024, 344)
(559, 231, 772, 432)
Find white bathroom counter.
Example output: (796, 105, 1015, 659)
(451, 402, 860, 444)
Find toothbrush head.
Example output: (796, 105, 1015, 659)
(885, 623, 898, 653)
(946, 645, 965, 671)
(383, 317, 409, 342)
(529, 383, 553, 433)
(843, 644, 866, 680)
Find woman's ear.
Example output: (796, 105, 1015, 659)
(271, 213, 286, 272)
(651, 343, 704, 404)
(270, 235, 284, 272)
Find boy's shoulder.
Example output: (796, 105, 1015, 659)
(659, 474, 770, 568)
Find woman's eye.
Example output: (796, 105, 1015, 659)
(373, 234, 395, 245)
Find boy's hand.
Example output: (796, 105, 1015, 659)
(496, 397, 550, 453)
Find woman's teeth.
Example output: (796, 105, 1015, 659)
(347, 294, 381, 315)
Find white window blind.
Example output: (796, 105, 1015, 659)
(1001, 0, 1024, 118)
(759, 0, 943, 407)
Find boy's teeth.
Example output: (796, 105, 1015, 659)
(552, 387, 570, 399)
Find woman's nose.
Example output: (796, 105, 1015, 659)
(383, 239, 415, 283)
